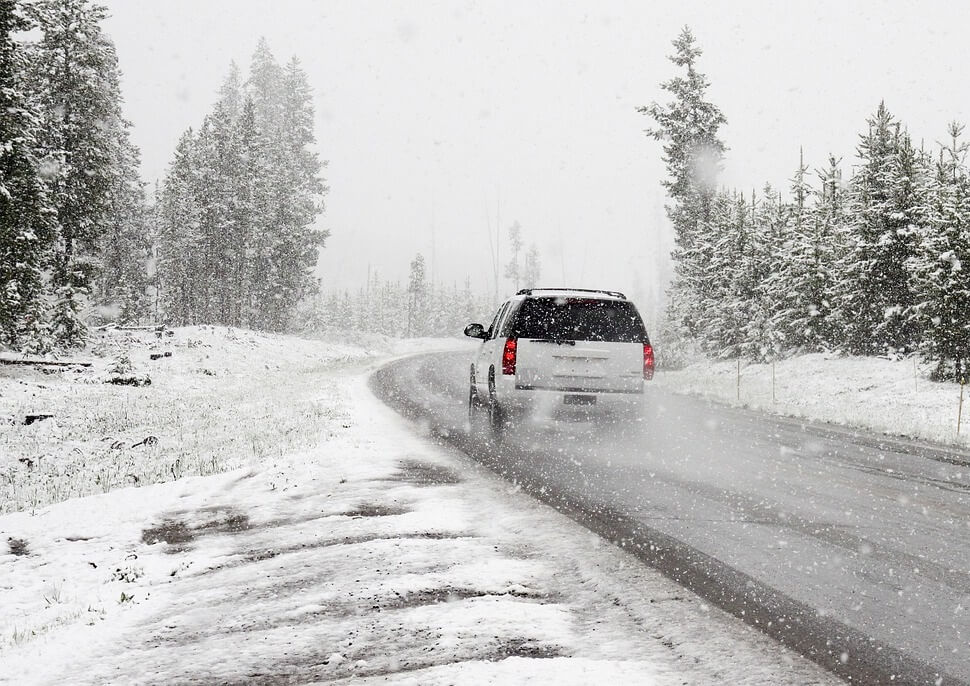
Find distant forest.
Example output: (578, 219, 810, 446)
(304, 224, 542, 338)
(645, 27, 970, 381)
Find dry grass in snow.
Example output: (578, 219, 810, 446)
(0, 326, 374, 514)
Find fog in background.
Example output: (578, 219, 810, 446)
(102, 0, 970, 319)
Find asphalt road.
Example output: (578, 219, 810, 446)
(371, 351, 970, 686)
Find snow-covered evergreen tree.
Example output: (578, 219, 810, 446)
(522, 244, 541, 289)
(640, 26, 727, 341)
(674, 188, 727, 348)
(503, 221, 523, 290)
(24, 0, 143, 345)
(154, 42, 327, 332)
(49, 284, 85, 348)
(911, 123, 970, 380)
(97, 137, 151, 323)
(246, 46, 327, 331)
(407, 253, 428, 337)
(740, 185, 788, 360)
(231, 96, 262, 327)
(266, 55, 328, 330)
(836, 103, 924, 355)
(195, 71, 244, 324)
(764, 154, 842, 353)
(702, 191, 760, 358)
(19, 0, 149, 346)
(156, 130, 203, 325)
(0, 0, 54, 347)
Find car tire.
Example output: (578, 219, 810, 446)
(487, 368, 506, 438)
(467, 367, 484, 431)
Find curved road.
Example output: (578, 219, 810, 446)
(371, 351, 970, 686)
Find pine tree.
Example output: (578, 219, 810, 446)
(49, 283, 84, 347)
(245, 45, 327, 331)
(701, 191, 752, 357)
(0, 0, 54, 347)
(911, 123, 970, 380)
(247, 38, 284, 143)
(231, 96, 261, 327)
(677, 189, 730, 344)
(503, 221, 523, 290)
(837, 103, 924, 355)
(194, 70, 246, 324)
(156, 130, 203, 325)
(640, 26, 727, 248)
(97, 137, 150, 323)
(814, 155, 848, 347)
(640, 26, 727, 340)
(407, 253, 427, 337)
(741, 185, 788, 360)
(522, 244, 541, 289)
(273, 56, 327, 328)
(24, 0, 145, 345)
(764, 154, 842, 353)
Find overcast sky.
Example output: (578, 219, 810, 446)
(101, 0, 970, 316)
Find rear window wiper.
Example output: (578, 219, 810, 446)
(529, 338, 576, 346)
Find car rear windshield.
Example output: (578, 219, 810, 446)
(510, 297, 647, 342)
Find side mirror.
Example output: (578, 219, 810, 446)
(464, 323, 487, 340)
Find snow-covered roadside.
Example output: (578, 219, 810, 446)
(654, 352, 969, 449)
(1, 340, 839, 685)
(0, 326, 468, 514)
(0, 326, 367, 514)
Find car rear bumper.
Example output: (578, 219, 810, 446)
(497, 378, 645, 418)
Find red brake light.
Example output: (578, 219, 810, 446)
(502, 338, 517, 375)
(643, 343, 655, 380)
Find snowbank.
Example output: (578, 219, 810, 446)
(654, 352, 968, 448)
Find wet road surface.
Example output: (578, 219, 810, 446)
(372, 351, 970, 685)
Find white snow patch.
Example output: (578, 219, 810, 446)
(655, 352, 968, 447)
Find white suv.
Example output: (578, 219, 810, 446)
(464, 288, 654, 432)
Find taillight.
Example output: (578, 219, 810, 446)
(502, 337, 517, 375)
(643, 343, 655, 380)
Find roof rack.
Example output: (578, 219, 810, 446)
(516, 287, 627, 300)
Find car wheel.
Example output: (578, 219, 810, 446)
(487, 369, 506, 438)
(467, 367, 483, 429)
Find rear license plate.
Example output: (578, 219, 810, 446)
(563, 394, 596, 406)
